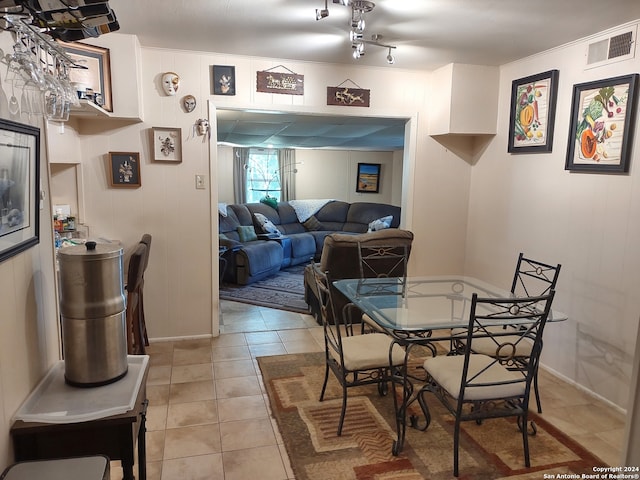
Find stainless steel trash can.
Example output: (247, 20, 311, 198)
(58, 241, 128, 387)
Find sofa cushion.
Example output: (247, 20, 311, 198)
(237, 225, 258, 242)
(319, 229, 414, 272)
(254, 212, 280, 235)
(367, 215, 393, 232)
(303, 215, 325, 231)
(344, 202, 401, 232)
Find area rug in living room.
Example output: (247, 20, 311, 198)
(257, 352, 606, 480)
(219, 264, 309, 314)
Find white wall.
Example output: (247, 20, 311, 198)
(0, 33, 61, 470)
(217, 146, 402, 205)
(464, 21, 640, 409)
(54, 40, 472, 342)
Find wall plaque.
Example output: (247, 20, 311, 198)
(256, 69, 304, 95)
(327, 86, 370, 107)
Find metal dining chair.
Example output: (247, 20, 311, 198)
(312, 263, 406, 436)
(420, 291, 555, 477)
(355, 242, 409, 334)
(453, 252, 561, 413)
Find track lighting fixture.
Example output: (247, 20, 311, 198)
(315, 0, 397, 64)
(316, 0, 329, 20)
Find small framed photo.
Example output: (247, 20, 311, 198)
(58, 41, 113, 112)
(212, 65, 236, 95)
(151, 127, 182, 163)
(565, 74, 639, 173)
(109, 152, 141, 188)
(356, 163, 381, 193)
(508, 70, 559, 153)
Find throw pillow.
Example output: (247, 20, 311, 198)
(303, 215, 325, 231)
(259, 195, 278, 209)
(367, 215, 393, 233)
(218, 202, 228, 217)
(254, 212, 280, 235)
(237, 225, 258, 242)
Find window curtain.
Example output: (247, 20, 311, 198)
(278, 148, 296, 202)
(233, 147, 249, 204)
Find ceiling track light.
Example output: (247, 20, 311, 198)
(386, 47, 395, 64)
(316, 0, 329, 20)
(316, 0, 397, 65)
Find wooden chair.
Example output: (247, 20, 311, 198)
(420, 291, 555, 476)
(312, 263, 406, 436)
(138, 233, 152, 347)
(125, 243, 147, 355)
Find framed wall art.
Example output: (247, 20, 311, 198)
(0, 119, 40, 263)
(565, 74, 639, 173)
(507, 69, 559, 153)
(212, 65, 236, 95)
(109, 152, 141, 188)
(151, 127, 182, 163)
(356, 163, 381, 193)
(59, 41, 113, 112)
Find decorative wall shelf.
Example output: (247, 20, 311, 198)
(70, 100, 111, 117)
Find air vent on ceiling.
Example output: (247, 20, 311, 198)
(585, 26, 636, 69)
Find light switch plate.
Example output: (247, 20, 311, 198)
(195, 174, 206, 189)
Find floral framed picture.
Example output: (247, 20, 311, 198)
(109, 152, 141, 188)
(356, 163, 381, 193)
(508, 70, 559, 153)
(151, 127, 182, 163)
(565, 74, 639, 173)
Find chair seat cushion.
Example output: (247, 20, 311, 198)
(334, 333, 405, 371)
(423, 354, 525, 401)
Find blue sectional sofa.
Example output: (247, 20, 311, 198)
(218, 200, 401, 285)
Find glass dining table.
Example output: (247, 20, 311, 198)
(333, 275, 567, 455)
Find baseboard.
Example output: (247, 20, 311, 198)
(540, 363, 626, 415)
(148, 334, 214, 343)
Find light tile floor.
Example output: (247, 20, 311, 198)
(112, 300, 627, 479)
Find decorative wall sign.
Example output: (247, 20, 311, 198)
(212, 65, 235, 95)
(507, 70, 559, 153)
(256, 65, 304, 95)
(327, 87, 370, 107)
(151, 127, 182, 163)
(565, 74, 638, 173)
(108, 152, 141, 188)
(0, 119, 40, 263)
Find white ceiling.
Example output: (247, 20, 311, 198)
(108, 0, 640, 150)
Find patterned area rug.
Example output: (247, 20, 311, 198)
(257, 352, 606, 480)
(219, 264, 309, 314)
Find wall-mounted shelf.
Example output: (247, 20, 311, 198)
(70, 100, 112, 118)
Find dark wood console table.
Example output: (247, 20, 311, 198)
(10, 356, 149, 480)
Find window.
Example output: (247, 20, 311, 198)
(245, 148, 280, 203)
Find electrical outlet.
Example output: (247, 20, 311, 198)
(195, 175, 206, 189)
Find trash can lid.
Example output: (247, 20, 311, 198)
(57, 241, 123, 260)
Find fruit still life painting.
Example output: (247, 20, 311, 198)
(566, 74, 638, 173)
(508, 70, 558, 153)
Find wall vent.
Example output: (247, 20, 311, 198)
(585, 26, 636, 69)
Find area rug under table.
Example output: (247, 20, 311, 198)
(219, 264, 309, 314)
(257, 352, 606, 480)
